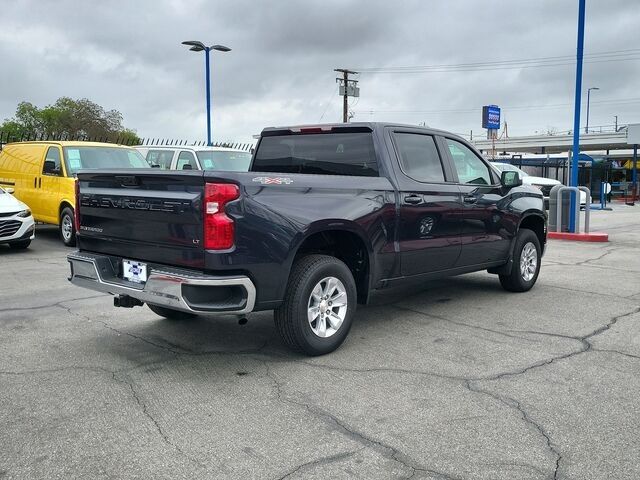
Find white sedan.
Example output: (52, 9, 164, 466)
(492, 163, 587, 207)
(0, 187, 35, 250)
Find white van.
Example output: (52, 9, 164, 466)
(135, 146, 252, 172)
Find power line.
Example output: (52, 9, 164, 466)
(354, 49, 640, 74)
(354, 97, 640, 116)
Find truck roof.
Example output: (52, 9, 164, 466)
(261, 122, 461, 139)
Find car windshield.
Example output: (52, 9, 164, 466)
(494, 163, 528, 177)
(63, 146, 150, 174)
(196, 150, 252, 172)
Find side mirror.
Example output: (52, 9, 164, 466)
(43, 160, 59, 175)
(501, 171, 522, 188)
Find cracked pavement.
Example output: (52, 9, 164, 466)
(1, 207, 639, 479)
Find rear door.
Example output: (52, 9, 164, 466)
(442, 137, 511, 266)
(77, 170, 206, 268)
(386, 128, 462, 276)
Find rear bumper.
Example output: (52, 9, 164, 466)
(67, 251, 256, 315)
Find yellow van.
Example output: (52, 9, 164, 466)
(0, 141, 149, 245)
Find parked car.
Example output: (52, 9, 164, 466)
(0, 186, 35, 249)
(491, 162, 587, 208)
(0, 141, 150, 246)
(135, 146, 252, 172)
(68, 123, 547, 356)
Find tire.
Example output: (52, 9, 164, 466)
(499, 229, 541, 292)
(9, 240, 31, 250)
(274, 254, 357, 356)
(59, 207, 76, 247)
(147, 304, 197, 320)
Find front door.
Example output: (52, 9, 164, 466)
(389, 130, 462, 276)
(39, 146, 64, 223)
(443, 137, 511, 266)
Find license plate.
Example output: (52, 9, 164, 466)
(122, 259, 148, 284)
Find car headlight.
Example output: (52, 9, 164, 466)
(17, 209, 31, 218)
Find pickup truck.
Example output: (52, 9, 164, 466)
(67, 123, 547, 356)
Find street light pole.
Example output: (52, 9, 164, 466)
(585, 86, 599, 134)
(182, 41, 231, 146)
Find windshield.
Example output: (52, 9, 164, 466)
(63, 146, 150, 174)
(196, 150, 252, 172)
(493, 163, 528, 177)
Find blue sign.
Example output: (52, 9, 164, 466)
(482, 105, 501, 130)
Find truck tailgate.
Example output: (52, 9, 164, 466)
(76, 169, 206, 269)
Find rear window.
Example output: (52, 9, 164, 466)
(197, 151, 252, 172)
(252, 132, 378, 176)
(63, 147, 150, 174)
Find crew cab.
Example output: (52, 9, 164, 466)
(67, 123, 547, 355)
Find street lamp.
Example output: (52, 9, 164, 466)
(182, 41, 231, 146)
(585, 86, 599, 134)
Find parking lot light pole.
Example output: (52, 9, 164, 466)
(585, 86, 599, 134)
(181, 41, 231, 146)
(570, 0, 586, 233)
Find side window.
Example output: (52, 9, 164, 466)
(393, 133, 445, 183)
(446, 139, 493, 185)
(146, 150, 174, 170)
(176, 151, 197, 170)
(43, 147, 62, 176)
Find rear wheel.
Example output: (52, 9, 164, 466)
(499, 229, 541, 292)
(274, 255, 357, 356)
(147, 304, 197, 320)
(8, 240, 31, 250)
(60, 207, 76, 247)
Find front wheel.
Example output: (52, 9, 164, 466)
(147, 304, 197, 320)
(59, 207, 76, 247)
(274, 255, 357, 356)
(499, 229, 541, 292)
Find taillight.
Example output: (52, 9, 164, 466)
(203, 183, 240, 250)
(74, 179, 80, 230)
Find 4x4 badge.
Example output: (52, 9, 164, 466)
(252, 177, 293, 185)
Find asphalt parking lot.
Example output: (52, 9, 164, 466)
(1, 207, 639, 480)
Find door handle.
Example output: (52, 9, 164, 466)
(463, 195, 477, 204)
(404, 194, 423, 205)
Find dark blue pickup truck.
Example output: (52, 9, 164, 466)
(68, 123, 546, 355)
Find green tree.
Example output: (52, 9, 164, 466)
(1, 97, 140, 144)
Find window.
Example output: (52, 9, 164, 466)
(252, 132, 378, 177)
(196, 150, 252, 172)
(63, 147, 150, 174)
(393, 133, 445, 183)
(146, 150, 175, 170)
(176, 151, 198, 170)
(446, 139, 493, 185)
(43, 147, 62, 176)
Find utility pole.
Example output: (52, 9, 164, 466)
(335, 69, 359, 123)
(614, 115, 618, 131)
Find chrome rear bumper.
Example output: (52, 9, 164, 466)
(67, 251, 256, 315)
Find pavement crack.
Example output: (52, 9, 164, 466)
(112, 372, 209, 470)
(591, 348, 640, 361)
(263, 362, 459, 480)
(0, 294, 108, 314)
(465, 380, 561, 480)
(277, 448, 363, 480)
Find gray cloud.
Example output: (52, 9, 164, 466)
(1, 0, 639, 142)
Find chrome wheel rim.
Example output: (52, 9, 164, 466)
(520, 242, 538, 282)
(61, 215, 73, 241)
(307, 276, 348, 338)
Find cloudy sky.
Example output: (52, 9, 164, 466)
(1, 0, 639, 143)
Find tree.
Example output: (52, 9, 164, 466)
(0, 97, 140, 144)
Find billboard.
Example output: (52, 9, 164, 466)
(627, 123, 640, 144)
(482, 105, 500, 130)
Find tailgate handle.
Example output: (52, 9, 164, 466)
(116, 175, 140, 187)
